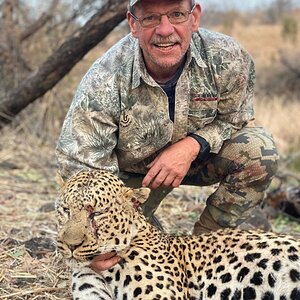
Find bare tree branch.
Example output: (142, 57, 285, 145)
(20, 0, 59, 42)
(0, 0, 128, 127)
(0, 0, 23, 91)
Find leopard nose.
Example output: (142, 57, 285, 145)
(67, 240, 84, 252)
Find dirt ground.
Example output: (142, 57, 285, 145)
(1, 126, 300, 299)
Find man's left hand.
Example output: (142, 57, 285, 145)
(90, 252, 120, 272)
(142, 137, 200, 189)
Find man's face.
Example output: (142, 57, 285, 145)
(128, 0, 201, 81)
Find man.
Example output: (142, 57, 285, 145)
(56, 0, 279, 271)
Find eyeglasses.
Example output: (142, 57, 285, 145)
(130, 4, 196, 28)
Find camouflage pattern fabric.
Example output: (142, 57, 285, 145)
(56, 28, 256, 180)
(120, 126, 279, 229)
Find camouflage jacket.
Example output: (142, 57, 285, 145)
(56, 28, 255, 179)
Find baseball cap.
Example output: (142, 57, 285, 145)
(129, 0, 140, 8)
(129, 0, 196, 8)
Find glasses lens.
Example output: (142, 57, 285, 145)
(141, 14, 161, 27)
(139, 10, 191, 27)
(169, 11, 188, 24)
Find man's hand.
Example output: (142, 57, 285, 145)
(142, 137, 200, 189)
(90, 252, 120, 272)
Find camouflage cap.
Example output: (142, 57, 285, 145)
(129, 0, 196, 8)
(129, 0, 140, 8)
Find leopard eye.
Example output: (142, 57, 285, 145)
(89, 208, 109, 219)
(63, 207, 70, 214)
(89, 211, 101, 219)
(92, 211, 101, 217)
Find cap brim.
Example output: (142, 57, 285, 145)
(130, 0, 140, 7)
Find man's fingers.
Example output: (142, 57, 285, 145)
(171, 176, 183, 188)
(149, 170, 168, 189)
(143, 158, 160, 186)
(142, 167, 160, 187)
(161, 174, 176, 188)
(146, 156, 159, 169)
(142, 173, 154, 187)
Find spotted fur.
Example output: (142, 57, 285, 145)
(56, 170, 300, 300)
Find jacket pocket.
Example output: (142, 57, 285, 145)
(188, 97, 218, 131)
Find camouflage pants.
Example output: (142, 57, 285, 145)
(120, 126, 279, 229)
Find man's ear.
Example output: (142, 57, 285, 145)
(55, 172, 66, 188)
(127, 11, 139, 38)
(191, 3, 201, 32)
(123, 187, 151, 209)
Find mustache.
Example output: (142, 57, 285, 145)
(151, 35, 181, 44)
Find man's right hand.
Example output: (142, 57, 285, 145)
(90, 252, 120, 272)
(142, 136, 200, 189)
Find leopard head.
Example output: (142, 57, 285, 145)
(55, 170, 150, 263)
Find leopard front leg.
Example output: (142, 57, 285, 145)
(72, 266, 114, 300)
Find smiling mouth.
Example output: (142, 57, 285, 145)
(154, 43, 178, 50)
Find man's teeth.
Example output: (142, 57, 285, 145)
(156, 43, 175, 48)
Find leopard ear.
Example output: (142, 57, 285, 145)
(55, 172, 66, 188)
(123, 187, 151, 209)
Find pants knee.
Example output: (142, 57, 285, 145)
(219, 126, 279, 187)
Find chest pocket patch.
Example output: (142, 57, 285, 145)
(118, 104, 172, 154)
(188, 95, 218, 131)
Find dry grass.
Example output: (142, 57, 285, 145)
(255, 96, 300, 153)
(217, 22, 300, 70)
(0, 130, 71, 299)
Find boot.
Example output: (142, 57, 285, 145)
(148, 214, 164, 231)
(193, 207, 224, 235)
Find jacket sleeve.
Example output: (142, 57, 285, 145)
(55, 65, 120, 180)
(193, 46, 255, 153)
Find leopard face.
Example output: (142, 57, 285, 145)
(55, 170, 150, 262)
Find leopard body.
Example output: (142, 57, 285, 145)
(56, 170, 300, 300)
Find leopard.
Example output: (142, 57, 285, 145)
(55, 170, 300, 300)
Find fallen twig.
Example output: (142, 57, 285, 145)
(0, 287, 65, 299)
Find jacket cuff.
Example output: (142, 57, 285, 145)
(188, 133, 211, 161)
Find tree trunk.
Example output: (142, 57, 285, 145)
(0, 0, 128, 127)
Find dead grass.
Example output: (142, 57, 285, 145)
(255, 96, 300, 153)
(0, 128, 71, 299)
(218, 22, 300, 70)
(214, 22, 300, 155)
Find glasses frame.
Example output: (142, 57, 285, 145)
(130, 3, 196, 28)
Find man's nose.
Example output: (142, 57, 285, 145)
(155, 15, 175, 36)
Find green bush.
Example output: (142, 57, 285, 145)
(281, 16, 298, 44)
